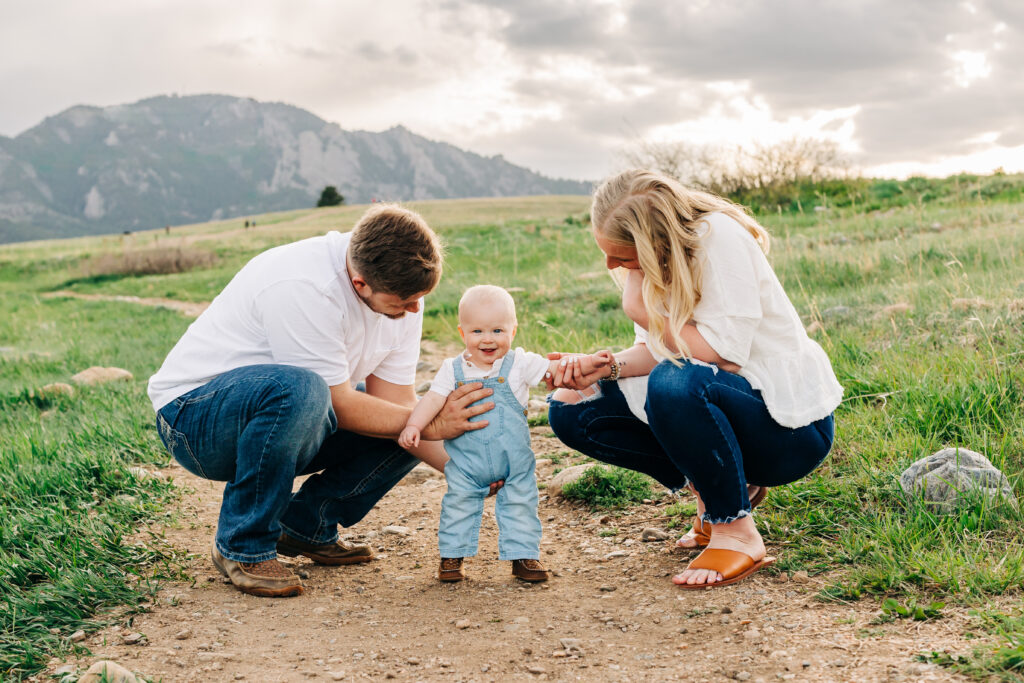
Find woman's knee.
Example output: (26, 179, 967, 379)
(547, 397, 586, 449)
(648, 361, 712, 403)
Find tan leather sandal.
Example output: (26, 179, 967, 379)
(674, 548, 776, 590)
(679, 485, 770, 548)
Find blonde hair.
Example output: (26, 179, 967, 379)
(591, 169, 769, 363)
(458, 285, 517, 324)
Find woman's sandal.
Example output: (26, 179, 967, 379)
(674, 548, 776, 590)
(677, 486, 769, 548)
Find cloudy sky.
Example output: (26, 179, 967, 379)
(1, 0, 1021, 181)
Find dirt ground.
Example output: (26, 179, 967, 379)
(39, 342, 980, 683)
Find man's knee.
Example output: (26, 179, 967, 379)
(265, 366, 334, 434)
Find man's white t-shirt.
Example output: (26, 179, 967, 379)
(147, 231, 423, 412)
(616, 212, 843, 429)
(429, 348, 550, 406)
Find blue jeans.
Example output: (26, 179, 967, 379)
(548, 361, 834, 524)
(155, 364, 418, 563)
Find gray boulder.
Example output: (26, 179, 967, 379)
(900, 447, 1016, 513)
(548, 463, 597, 498)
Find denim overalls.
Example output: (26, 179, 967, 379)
(438, 353, 542, 560)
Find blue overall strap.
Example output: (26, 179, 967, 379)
(497, 350, 516, 379)
(452, 356, 466, 385)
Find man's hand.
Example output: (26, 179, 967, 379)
(421, 381, 494, 440)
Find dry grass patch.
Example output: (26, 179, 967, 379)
(82, 247, 217, 277)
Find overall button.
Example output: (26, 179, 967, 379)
(497, 377, 505, 383)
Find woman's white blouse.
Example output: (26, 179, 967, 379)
(618, 212, 843, 429)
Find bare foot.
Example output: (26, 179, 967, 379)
(672, 516, 766, 586)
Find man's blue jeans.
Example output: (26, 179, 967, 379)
(155, 364, 418, 563)
(548, 361, 834, 524)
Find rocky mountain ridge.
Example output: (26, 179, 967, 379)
(0, 94, 590, 243)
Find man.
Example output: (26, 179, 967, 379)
(148, 205, 493, 597)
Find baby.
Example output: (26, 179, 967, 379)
(400, 285, 610, 582)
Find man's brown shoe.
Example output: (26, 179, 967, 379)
(439, 557, 466, 582)
(211, 545, 303, 597)
(511, 559, 550, 582)
(277, 532, 374, 566)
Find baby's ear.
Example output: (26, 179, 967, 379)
(457, 325, 466, 342)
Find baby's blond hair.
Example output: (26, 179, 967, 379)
(458, 285, 517, 324)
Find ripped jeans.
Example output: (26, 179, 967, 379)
(548, 361, 834, 524)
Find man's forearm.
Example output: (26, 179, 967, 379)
(330, 385, 412, 438)
(403, 440, 449, 473)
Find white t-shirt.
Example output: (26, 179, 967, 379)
(617, 212, 843, 429)
(147, 231, 423, 411)
(429, 348, 550, 406)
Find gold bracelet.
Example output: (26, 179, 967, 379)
(607, 358, 621, 381)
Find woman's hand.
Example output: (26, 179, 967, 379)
(547, 351, 612, 390)
(622, 269, 649, 328)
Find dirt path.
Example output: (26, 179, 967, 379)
(44, 291, 210, 317)
(35, 318, 976, 682)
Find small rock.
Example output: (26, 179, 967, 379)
(744, 629, 761, 641)
(769, 649, 788, 658)
(122, 632, 146, 645)
(54, 664, 76, 675)
(78, 661, 141, 683)
(527, 665, 546, 675)
(641, 528, 670, 541)
(407, 657, 421, 665)
(382, 526, 411, 536)
(604, 550, 628, 560)
(776, 573, 789, 583)
(802, 661, 812, 668)
(70, 629, 86, 642)
(900, 447, 1017, 513)
(548, 463, 598, 497)
(735, 672, 751, 681)
(599, 585, 617, 592)
(71, 366, 134, 385)
(297, 569, 310, 579)
(791, 571, 810, 583)
(560, 638, 582, 653)
(880, 302, 912, 316)
(328, 672, 346, 681)
(415, 382, 432, 395)
(38, 382, 75, 398)
(720, 606, 733, 614)
(455, 619, 471, 630)
(174, 628, 192, 640)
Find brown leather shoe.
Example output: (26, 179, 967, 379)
(276, 532, 374, 565)
(439, 557, 466, 582)
(511, 559, 550, 582)
(211, 545, 303, 597)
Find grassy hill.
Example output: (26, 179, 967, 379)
(1, 191, 1023, 679)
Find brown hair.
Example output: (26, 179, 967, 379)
(348, 204, 443, 298)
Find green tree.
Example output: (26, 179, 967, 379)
(316, 186, 345, 207)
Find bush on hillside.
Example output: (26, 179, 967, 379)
(317, 186, 345, 208)
(81, 247, 217, 277)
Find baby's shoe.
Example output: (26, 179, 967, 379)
(439, 557, 465, 582)
(511, 559, 549, 582)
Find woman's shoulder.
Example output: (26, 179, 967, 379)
(698, 212, 762, 257)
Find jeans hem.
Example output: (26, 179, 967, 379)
(279, 522, 338, 547)
(216, 542, 278, 564)
(702, 509, 751, 525)
(499, 551, 540, 561)
(439, 547, 479, 558)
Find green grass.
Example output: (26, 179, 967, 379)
(1, 188, 1023, 678)
(561, 466, 658, 509)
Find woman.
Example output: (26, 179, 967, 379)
(547, 169, 842, 588)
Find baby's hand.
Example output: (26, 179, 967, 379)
(399, 426, 421, 449)
(577, 351, 612, 376)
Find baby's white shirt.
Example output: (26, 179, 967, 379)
(429, 347, 550, 406)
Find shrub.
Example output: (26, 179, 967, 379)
(317, 186, 345, 207)
(561, 465, 656, 509)
(81, 247, 217, 277)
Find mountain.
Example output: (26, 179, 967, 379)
(0, 94, 592, 243)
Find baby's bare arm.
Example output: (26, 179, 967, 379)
(406, 392, 448, 431)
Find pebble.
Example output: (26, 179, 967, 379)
(735, 672, 751, 681)
(641, 528, 670, 541)
(328, 672, 346, 681)
(70, 630, 87, 642)
(560, 638, 582, 653)
(791, 571, 810, 583)
(720, 606, 733, 614)
(297, 569, 310, 579)
(604, 550, 628, 560)
(455, 619, 471, 629)
(527, 665, 546, 675)
(599, 585, 617, 592)
(174, 628, 192, 640)
(382, 526, 411, 536)
(78, 661, 141, 683)
(407, 657, 421, 665)
(122, 632, 146, 645)
(743, 629, 761, 641)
